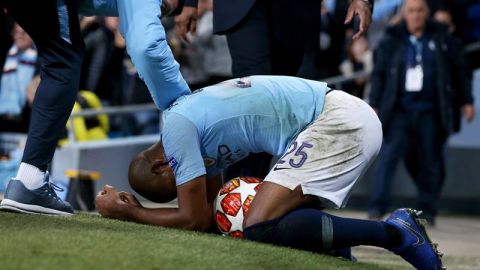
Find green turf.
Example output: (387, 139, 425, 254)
(0, 211, 396, 270)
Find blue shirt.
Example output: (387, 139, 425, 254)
(0, 46, 37, 115)
(161, 76, 328, 186)
(400, 34, 437, 112)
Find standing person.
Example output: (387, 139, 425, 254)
(176, 0, 374, 77)
(368, 0, 475, 224)
(175, 0, 374, 179)
(0, 0, 84, 215)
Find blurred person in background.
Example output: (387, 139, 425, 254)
(0, 23, 37, 133)
(176, 0, 374, 78)
(340, 36, 373, 99)
(24, 76, 109, 146)
(78, 16, 112, 99)
(189, 0, 232, 87)
(0, 13, 13, 75)
(368, 0, 475, 225)
(433, 9, 455, 35)
(95, 17, 129, 107)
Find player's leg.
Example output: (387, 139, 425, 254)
(244, 182, 402, 252)
(368, 112, 411, 219)
(408, 112, 447, 224)
(0, 0, 84, 215)
(116, 0, 190, 110)
(269, 0, 320, 76)
(244, 91, 444, 269)
(224, 0, 272, 77)
(245, 90, 386, 238)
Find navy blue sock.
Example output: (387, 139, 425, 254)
(244, 208, 401, 253)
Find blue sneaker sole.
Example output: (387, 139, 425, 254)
(406, 209, 446, 270)
(0, 199, 74, 216)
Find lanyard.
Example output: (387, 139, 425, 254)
(409, 35, 423, 64)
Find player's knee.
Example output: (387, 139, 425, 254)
(244, 218, 279, 243)
(243, 210, 268, 229)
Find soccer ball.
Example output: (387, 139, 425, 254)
(214, 176, 262, 238)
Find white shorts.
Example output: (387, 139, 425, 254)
(264, 90, 383, 208)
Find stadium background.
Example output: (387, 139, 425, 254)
(0, 0, 479, 269)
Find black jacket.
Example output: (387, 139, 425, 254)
(370, 21, 474, 135)
(184, 0, 373, 47)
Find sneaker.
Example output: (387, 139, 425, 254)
(0, 174, 74, 216)
(386, 208, 445, 270)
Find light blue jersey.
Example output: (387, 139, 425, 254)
(161, 76, 328, 186)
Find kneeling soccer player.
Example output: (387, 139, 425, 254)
(96, 76, 444, 269)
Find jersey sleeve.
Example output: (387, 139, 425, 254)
(162, 113, 206, 186)
(78, 0, 119, 16)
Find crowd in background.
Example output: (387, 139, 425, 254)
(1, 0, 479, 136)
(0, 0, 479, 220)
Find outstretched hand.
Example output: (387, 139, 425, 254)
(345, 0, 373, 40)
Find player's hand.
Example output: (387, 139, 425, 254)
(462, 104, 475, 122)
(161, 0, 180, 17)
(174, 6, 198, 44)
(119, 191, 141, 207)
(95, 185, 137, 220)
(345, 0, 372, 40)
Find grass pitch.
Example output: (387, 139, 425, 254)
(0, 211, 398, 270)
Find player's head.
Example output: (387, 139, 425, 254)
(128, 142, 177, 203)
(403, 0, 429, 33)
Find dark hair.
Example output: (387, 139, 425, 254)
(128, 155, 177, 203)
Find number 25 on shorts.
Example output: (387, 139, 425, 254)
(274, 141, 313, 170)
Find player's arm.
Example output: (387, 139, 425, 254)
(96, 175, 213, 231)
(128, 175, 213, 231)
(206, 173, 223, 204)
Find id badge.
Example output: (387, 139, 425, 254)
(405, 65, 424, 92)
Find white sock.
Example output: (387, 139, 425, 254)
(15, 163, 47, 190)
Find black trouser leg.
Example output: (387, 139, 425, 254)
(404, 112, 446, 218)
(2, 0, 84, 170)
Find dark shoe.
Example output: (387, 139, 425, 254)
(386, 208, 445, 270)
(0, 175, 74, 216)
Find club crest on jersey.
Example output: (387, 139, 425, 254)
(168, 157, 178, 169)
